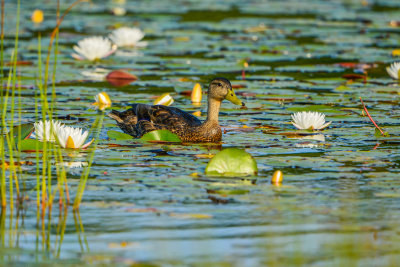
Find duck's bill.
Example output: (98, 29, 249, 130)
(226, 89, 245, 106)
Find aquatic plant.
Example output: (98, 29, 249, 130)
(71, 36, 117, 61)
(32, 120, 64, 142)
(93, 92, 112, 110)
(109, 27, 146, 47)
(271, 170, 283, 185)
(31, 9, 43, 24)
(205, 148, 258, 176)
(191, 83, 202, 104)
(154, 93, 174, 106)
(291, 111, 331, 130)
(55, 125, 92, 149)
(386, 62, 400, 80)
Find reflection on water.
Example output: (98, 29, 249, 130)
(294, 133, 325, 148)
(0, 206, 88, 263)
(2, 0, 400, 265)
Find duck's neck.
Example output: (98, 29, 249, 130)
(205, 97, 221, 124)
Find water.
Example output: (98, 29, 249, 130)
(1, 0, 400, 266)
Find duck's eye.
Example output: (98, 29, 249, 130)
(217, 83, 222, 87)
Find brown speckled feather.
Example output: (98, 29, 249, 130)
(108, 104, 213, 142)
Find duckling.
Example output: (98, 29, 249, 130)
(108, 77, 245, 142)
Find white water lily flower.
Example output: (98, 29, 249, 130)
(55, 125, 92, 149)
(386, 62, 400, 80)
(109, 27, 147, 47)
(32, 120, 64, 142)
(291, 111, 331, 130)
(72, 36, 117, 61)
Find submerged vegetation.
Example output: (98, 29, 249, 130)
(1, 0, 400, 266)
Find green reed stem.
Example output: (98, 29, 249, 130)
(73, 209, 89, 251)
(0, 0, 4, 207)
(0, 207, 5, 250)
(56, 206, 68, 258)
(73, 113, 105, 210)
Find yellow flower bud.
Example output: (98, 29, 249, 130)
(31, 9, 44, 24)
(271, 170, 283, 185)
(191, 83, 202, 104)
(154, 93, 174, 106)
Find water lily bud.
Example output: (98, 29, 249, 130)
(392, 49, 400, 57)
(191, 83, 202, 104)
(271, 170, 283, 184)
(112, 7, 126, 16)
(96, 92, 112, 105)
(192, 111, 201, 117)
(94, 92, 112, 110)
(154, 93, 174, 106)
(31, 9, 44, 24)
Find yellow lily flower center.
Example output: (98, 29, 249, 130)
(66, 136, 75, 148)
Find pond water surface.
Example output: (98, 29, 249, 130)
(2, 0, 400, 266)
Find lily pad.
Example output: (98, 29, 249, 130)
(205, 148, 258, 176)
(107, 130, 133, 140)
(141, 129, 181, 143)
(18, 139, 44, 151)
(12, 123, 34, 141)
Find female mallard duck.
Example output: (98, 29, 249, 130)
(108, 77, 245, 142)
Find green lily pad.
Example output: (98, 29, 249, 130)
(205, 148, 258, 176)
(287, 104, 343, 114)
(18, 139, 44, 151)
(1, 123, 34, 150)
(141, 130, 181, 143)
(12, 123, 34, 141)
(107, 130, 133, 140)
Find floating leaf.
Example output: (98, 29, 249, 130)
(169, 213, 212, 219)
(335, 85, 351, 91)
(7, 123, 35, 148)
(12, 123, 34, 141)
(107, 130, 132, 140)
(18, 139, 44, 151)
(206, 188, 249, 195)
(205, 148, 258, 176)
(342, 74, 367, 82)
(106, 70, 137, 87)
(141, 129, 181, 143)
(6, 61, 33, 66)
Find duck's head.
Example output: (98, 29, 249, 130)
(208, 77, 245, 107)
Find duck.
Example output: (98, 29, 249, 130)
(108, 77, 245, 142)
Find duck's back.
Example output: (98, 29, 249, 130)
(108, 104, 203, 139)
(136, 104, 201, 127)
